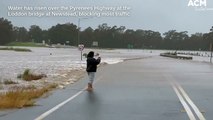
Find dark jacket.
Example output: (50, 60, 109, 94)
(86, 57, 101, 72)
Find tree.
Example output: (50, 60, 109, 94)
(13, 27, 29, 42)
(97, 23, 110, 31)
(184, 33, 204, 50)
(110, 26, 126, 48)
(2, 17, 212, 50)
(143, 30, 162, 49)
(0, 18, 13, 45)
(29, 25, 43, 43)
(94, 23, 112, 48)
(203, 27, 213, 51)
(163, 30, 189, 50)
(42, 30, 49, 44)
(81, 27, 94, 47)
(48, 23, 78, 45)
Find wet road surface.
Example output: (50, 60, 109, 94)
(1, 56, 213, 120)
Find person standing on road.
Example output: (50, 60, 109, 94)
(86, 51, 101, 91)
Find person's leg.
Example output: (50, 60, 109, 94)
(87, 72, 95, 91)
(89, 72, 95, 84)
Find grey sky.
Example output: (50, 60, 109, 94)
(0, 0, 213, 34)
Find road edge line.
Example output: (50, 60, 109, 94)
(34, 76, 103, 120)
(34, 89, 84, 120)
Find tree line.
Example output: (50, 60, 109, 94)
(0, 17, 213, 50)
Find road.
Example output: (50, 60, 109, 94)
(1, 56, 213, 120)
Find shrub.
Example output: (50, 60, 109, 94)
(3, 79, 18, 85)
(18, 69, 47, 81)
(83, 53, 87, 58)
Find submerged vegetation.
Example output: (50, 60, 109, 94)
(0, 47, 31, 52)
(0, 79, 18, 85)
(2, 79, 18, 85)
(18, 69, 47, 81)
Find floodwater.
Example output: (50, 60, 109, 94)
(0, 47, 212, 85)
(0, 47, 153, 85)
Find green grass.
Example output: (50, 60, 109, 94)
(0, 47, 32, 52)
(6, 42, 45, 47)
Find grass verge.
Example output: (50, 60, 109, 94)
(0, 47, 31, 52)
(6, 42, 45, 47)
(0, 84, 57, 109)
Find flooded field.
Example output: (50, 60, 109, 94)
(0, 47, 155, 90)
(0, 47, 212, 90)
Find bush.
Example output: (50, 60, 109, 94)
(18, 69, 47, 81)
(3, 79, 18, 85)
(83, 53, 87, 58)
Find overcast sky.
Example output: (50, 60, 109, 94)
(0, 0, 213, 34)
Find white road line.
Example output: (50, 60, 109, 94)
(34, 89, 84, 120)
(165, 74, 206, 120)
(34, 76, 103, 120)
(178, 85, 206, 120)
(171, 83, 196, 120)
